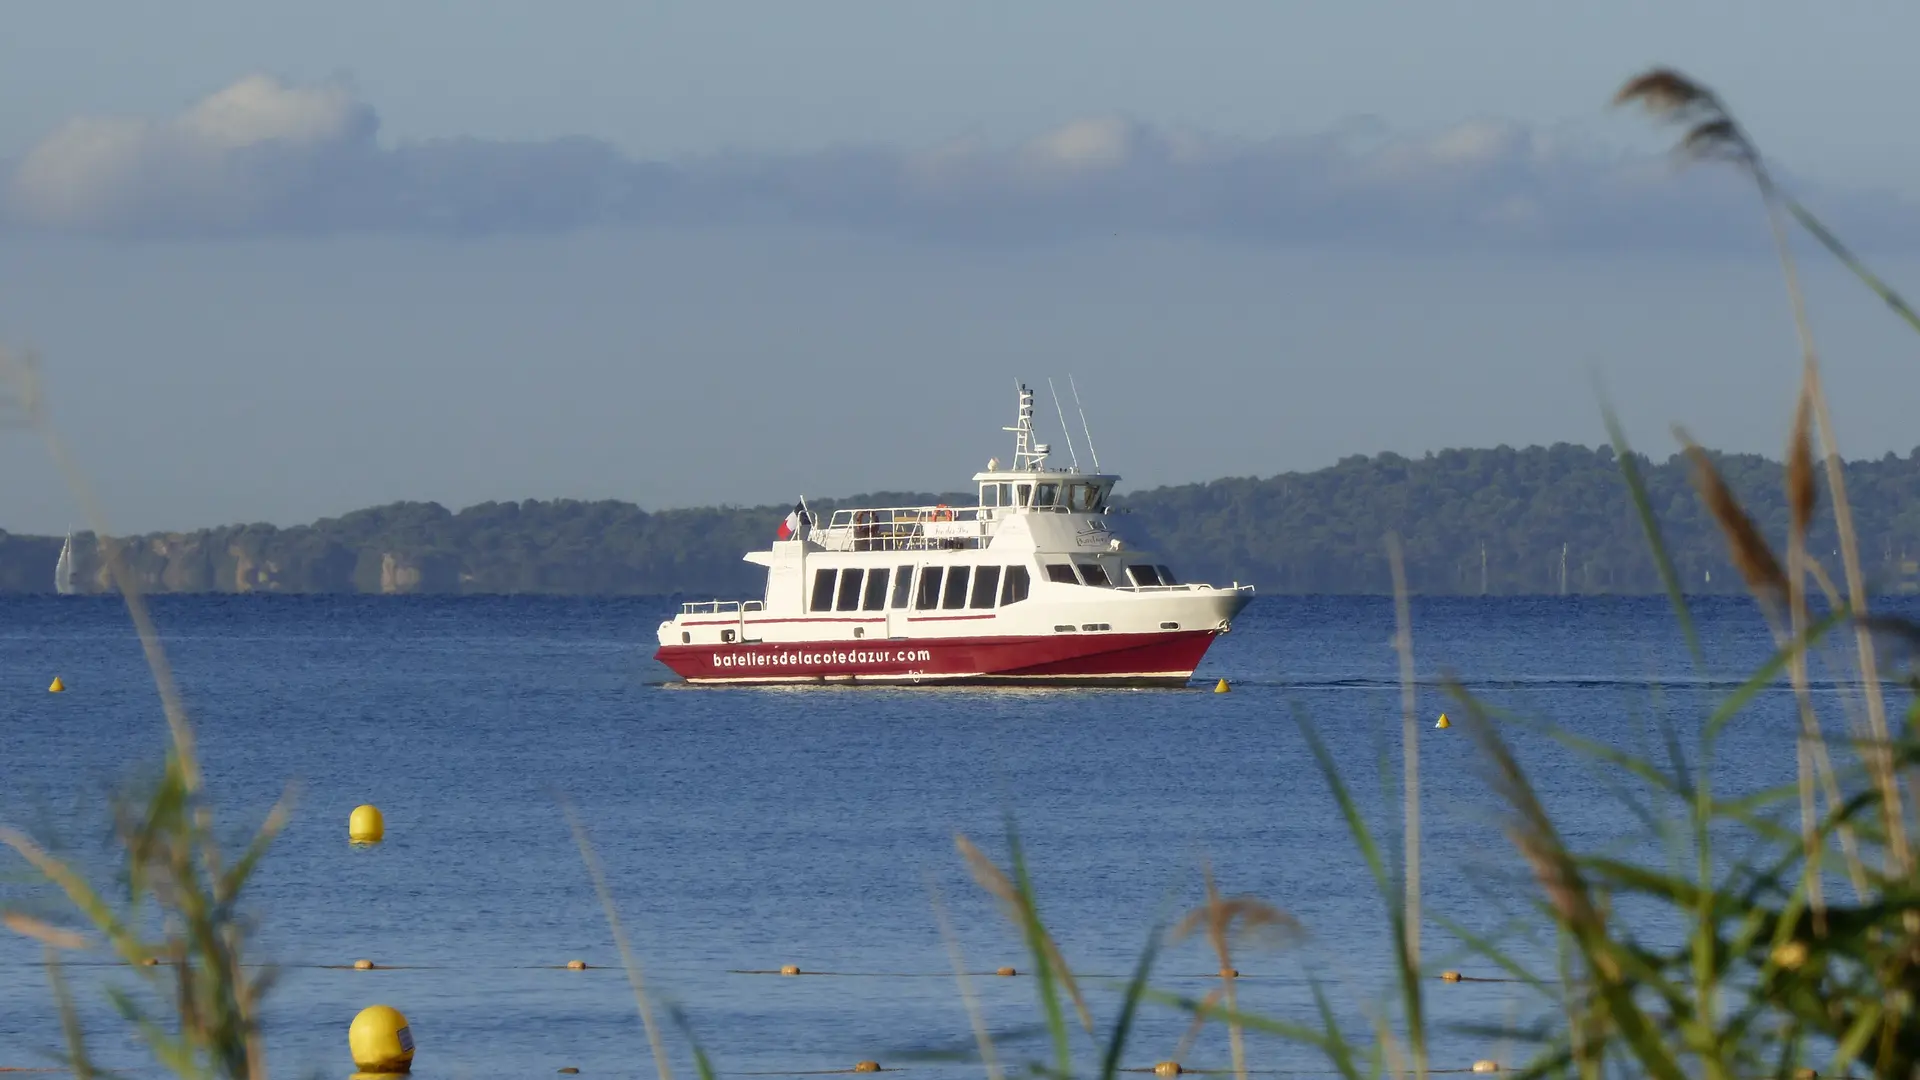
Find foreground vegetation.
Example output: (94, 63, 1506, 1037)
(5, 66, 1920, 1080)
(6, 443, 1920, 596)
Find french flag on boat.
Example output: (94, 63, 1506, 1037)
(776, 501, 810, 541)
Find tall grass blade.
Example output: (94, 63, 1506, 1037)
(1294, 712, 1424, 1078)
(669, 1004, 720, 1080)
(928, 878, 1003, 1080)
(1005, 826, 1080, 1077)
(562, 800, 674, 1080)
(1599, 398, 1702, 663)
(1783, 198, 1920, 336)
(1387, 533, 1426, 1080)
(1098, 922, 1165, 1080)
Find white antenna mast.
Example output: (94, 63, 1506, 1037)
(1046, 377, 1081, 471)
(1004, 382, 1051, 471)
(1068, 374, 1100, 471)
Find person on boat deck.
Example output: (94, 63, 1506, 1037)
(853, 510, 873, 551)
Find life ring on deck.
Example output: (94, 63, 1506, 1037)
(931, 504, 953, 522)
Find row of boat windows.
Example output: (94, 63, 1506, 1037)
(810, 565, 1034, 613)
(979, 480, 1108, 511)
(806, 559, 1180, 614)
(1044, 561, 1180, 588)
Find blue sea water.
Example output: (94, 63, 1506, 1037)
(0, 594, 1912, 1078)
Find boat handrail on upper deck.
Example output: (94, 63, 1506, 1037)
(814, 505, 1008, 552)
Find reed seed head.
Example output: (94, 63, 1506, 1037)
(1614, 67, 1759, 170)
(1788, 389, 1817, 541)
(1680, 435, 1786, 599)
(1614, 68, 1713, 116)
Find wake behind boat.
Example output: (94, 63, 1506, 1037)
(653, 384, 1254, 686)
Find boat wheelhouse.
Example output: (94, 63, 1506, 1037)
(654, 384, 1253, 685)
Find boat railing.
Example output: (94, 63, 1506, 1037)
(814, 506, 1003, 552)
(679, 599, 766, 615)
(1112, 582, 1257, 595)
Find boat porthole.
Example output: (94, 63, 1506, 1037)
(1160, 621, 1179, 630)
(854, 626, 865, 638)
(722, 629, 736, 643)
(1054, 624, 1076, 633)
(682, 631, 691, 644)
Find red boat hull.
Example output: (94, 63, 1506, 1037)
(653, 629, 1223, 686)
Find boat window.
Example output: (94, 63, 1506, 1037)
(981, 484, 999, 507)
(1016, 483, 1032, 507)
(997, 483, 1014, 505)
(810, 569, 838, 612)
(1157, 564, 1180, 586)
(890, 565, 914, 608)
(971, 566, 1000, 609)
(1034, 483, 1059, 507)
(1044, 562, 1078, 585)
(862, 568, 890, 610)
(1067, 483, 1103, 512)
(1075, 559, 1115, 587)
(1126, 564, 1162, 587)
(1000, 566, 1031, 605)
(836, 568, 865, 611)
(942, 566, 972, 609)
(916, 567, 944, 610)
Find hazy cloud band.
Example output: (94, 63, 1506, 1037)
(5, 74, 1915, 249)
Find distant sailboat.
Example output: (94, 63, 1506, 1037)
(54, 530, 75, 595)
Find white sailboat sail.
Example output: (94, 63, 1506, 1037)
(54, 531, 74, 595)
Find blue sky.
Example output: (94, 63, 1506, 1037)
(1, 2, 1916, 533)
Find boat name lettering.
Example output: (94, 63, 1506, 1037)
(710, 648, 934, 668)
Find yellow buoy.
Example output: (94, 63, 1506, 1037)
(566, 959, 588, 970)
(1154, 1063, 1183, 1077)
(853, 1062, 881, 1073)
(779, 964, 801, 976)
(48, 676, 65, 693)
(1435, 714, 1451, 730)
(559, 1070, 581, 1075)
(994, 966, 1017, 977)
(1471, 1062, 1498, 1074)
(1213, 678, 1230, 693)
(1219, 966, 1239, 979)
(1440, 970, 1462, 982)
(349, 805, 385, 844)
(348, 1004, 415, 1074)
(354, 959, 376, 971)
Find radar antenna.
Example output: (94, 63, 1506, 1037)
(1003, 382, 1051, 471)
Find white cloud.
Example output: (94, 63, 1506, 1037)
(4, 74, 1916, 251)
(1023, 116, 1137, 170)
(8, 75, 376, 232)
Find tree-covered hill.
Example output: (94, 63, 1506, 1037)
(5, 444, 1918, 596)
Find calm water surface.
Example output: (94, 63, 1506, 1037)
(0, 594, 1907, 1077)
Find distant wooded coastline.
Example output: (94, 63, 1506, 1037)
(4, 443, 1918, 596)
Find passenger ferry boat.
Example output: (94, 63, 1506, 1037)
(654, 385, 1254, 686)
